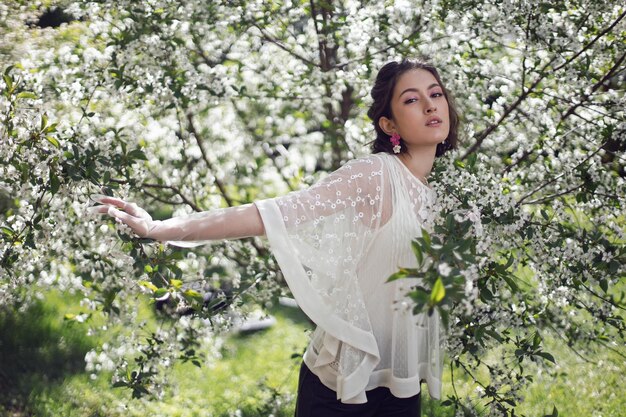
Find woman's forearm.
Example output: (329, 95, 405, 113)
(147, 203, 266, 242)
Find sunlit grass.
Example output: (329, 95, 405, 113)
(135, 304, 312, 417)
(517, 337, 625, 417)
(3, 290, 624, 417)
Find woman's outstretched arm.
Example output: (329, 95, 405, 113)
(87, 195, 265, 243)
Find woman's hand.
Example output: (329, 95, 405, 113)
(87, 195, 266, 244)
(87, 194, 156, 238)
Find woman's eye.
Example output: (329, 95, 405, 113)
(432, 92, 443, 98)
(404, 98, 418, 104)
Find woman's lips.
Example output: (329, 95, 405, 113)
(426, 116, 443, 127)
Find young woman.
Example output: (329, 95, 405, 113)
(89, 58, 459, 417)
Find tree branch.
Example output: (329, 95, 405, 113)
(544, 322, 598, 364)
(552, 9, 626, 73)
(462, 10, 626, 159)
(334, 24, 427, 70)
(559, 51, 626, 121)
(516, 141, 605, 207)
(596, 340, 626, 360)
(185, 112, 234, 207)
(579, 281, 626, 311)
(140, 182, 202, 212)
(462, 72, 548, 159)
(250, 22, 319, 68)
(520, 182, 585, 206)
(190, 32, 233, 68)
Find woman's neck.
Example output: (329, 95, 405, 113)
(397, 146, 436, 183)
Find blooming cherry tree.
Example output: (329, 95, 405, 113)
(1, 0, 624, 415)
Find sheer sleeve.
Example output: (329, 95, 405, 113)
(254, 154, 390, 402)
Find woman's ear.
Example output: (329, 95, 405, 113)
(378, 116, 396, 136)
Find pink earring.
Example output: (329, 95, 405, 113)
(390, 132, 401, 154)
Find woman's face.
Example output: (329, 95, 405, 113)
(383, 68, 450, 150)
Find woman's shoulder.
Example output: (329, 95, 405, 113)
(352, 152, 390, 163)
(341, 153, 390, 173)
(325, 154, 386, 185)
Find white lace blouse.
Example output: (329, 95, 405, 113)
(254, 152, 442, 404)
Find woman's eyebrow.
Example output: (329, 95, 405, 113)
(399, 83, 441, 97)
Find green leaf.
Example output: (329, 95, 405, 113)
(139, 280, 158, 292)
(45, 136, 60, 148)
(43, 123, 58, 134)
(184, 289, 204, 302)
(502, 274, 519, 292)
(421, 228, 431, 248)
(127, 149, 147, 161)
(40, 113, 48, 131)
(49, 171, 60, 194)
(2, 73, 13, 91)
(387, 267, 417, 282)
(533, 331, 541, 349)
(154, 288, 168, 298)
(136, 237, 156, 244)
(480, 286, 494, 301)
(535, 351, 556, 364)
(170, 279, 183, 289)
(484, 329, 504, 342)
(445, 213, 454, 231)
(430, 277, 445, 304)
(17, 91, 37, 99)
(504, 254, 514, 269)
(387, 271, 406, 282)
(467, 152, 477, 168)
(503, 398, 517, 407)
(599, 278, 608, 293)
(1, 226, 15, 237)
(411, 240, 423, 266)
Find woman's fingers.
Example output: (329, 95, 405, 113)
(85, 204, 112, 215)
(85, 204, 150, 237)
(87, 194, 153, 237)
(90, 194, 126, 208)
(107, 206, 150, 237)
(89, 194, 152, 220)
(123, 202, 152, 220)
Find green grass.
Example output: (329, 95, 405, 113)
(517, 338, 626, 417)
(0, 296, 94, 416)
(1, 293, 314, 417)
(135, 304, 312, 417)
(1, 291, 624, 417)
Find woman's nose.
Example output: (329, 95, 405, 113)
(424, 103, 437, 114)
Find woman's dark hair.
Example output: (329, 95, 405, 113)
(367, 58, 460, 157)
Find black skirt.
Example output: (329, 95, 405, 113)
(294, 362, 421, 417)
